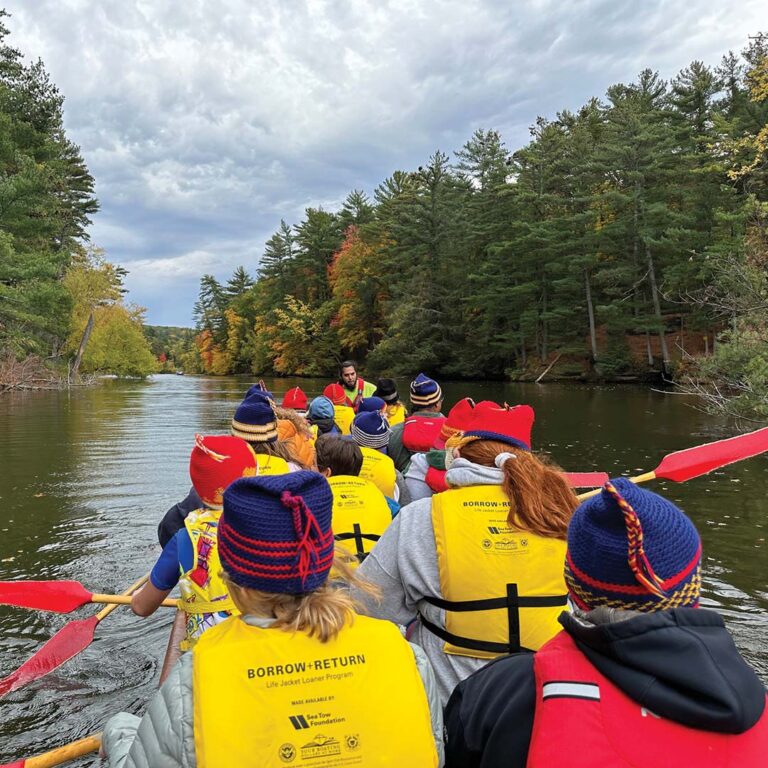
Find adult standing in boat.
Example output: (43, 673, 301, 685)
(101, 472, 444, 767)
(443, 478, 768, 767)
(339, 359, 376, 410)
(388, 373, 446, 472)
(373, 377, 407, 426)
(354, 404, 578, 704)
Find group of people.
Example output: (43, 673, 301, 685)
(101, 362, 767, 767)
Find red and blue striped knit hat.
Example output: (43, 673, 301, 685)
(460, 403, 534, 451)
(565, 477, 702, 612)
(218, 471, 335, 594)
(231, 390, 278, 443)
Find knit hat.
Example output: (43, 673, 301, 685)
(323, 383, 348, 406)
(219, 472, 335, 593)
(458, 404, 534, 451)
(282, 386, 308, 412)
(358, 396, 386, 413)
(189, 435, 258, 509)
(246, 380, 274, 400)
(565, 478, 702, 612)
(434, 397, 476, 449)
(350, 411, 391, 450)
(308, 396, 335, 421)
(373, 378, 399, 403)
(410, 373, 443, 408)
(231, 391, 278, 443)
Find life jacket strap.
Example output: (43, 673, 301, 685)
(335, 523, 380, 561)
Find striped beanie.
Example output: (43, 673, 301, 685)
(231, 391, 278, 443)
(219, 472, 335, 593)
(323, 383, 348, 406)
(189, 435, 258, 509)
(351, 411, 391, 450)
(282, 386, 308, 412)
(410, 373, 442, 408)
(358, 396, 386, 413)
(457, 403, 534, 451)
(565, 478, 702, 612)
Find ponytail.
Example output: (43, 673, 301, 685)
(457, 440, 577, 539)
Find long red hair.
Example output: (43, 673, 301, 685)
(457, 440, 577, 539)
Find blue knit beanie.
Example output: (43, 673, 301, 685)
(351, 411, 391, 450)
(308, 396, 335, 421)
(410, 372, 442, 408)
(231, 391, 278, 443)
(565, 477, 702, 612)
(218, 472, 335, 593)
(358, 396, 386, 413)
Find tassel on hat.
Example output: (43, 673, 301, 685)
(189, 434, 258, 509)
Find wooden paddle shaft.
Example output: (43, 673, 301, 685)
(95, 574, 149, 620)
(23, 733, 101, 768)
(576, 471, 657, 501)
(90, 594, 178, 608)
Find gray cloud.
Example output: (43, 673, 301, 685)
(3, 0, 765, 325)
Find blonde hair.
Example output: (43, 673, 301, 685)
(223, 549, 379, 643)
(457, 440, 577, 539)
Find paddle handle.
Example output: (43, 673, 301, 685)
(8, 733, 102, 768)
(576, 471, 657, 501)
(95, 574, 149, 621)
(91, 594, 178, 608)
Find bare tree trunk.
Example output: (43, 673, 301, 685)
(645, 243, 670, 366)
(541, 282, 548, 362)
(585, 269, 598, 361)
(704, 335, 709, 356)
(646, 332, 653, 366)
(71, 310, 94, 382)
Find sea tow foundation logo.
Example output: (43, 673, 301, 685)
(301, 734, 341, 760)
(483, 525, 529, 553)
(289, 715, 311, 730)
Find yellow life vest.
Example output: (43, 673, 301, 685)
(426, 485, 568, 660)
(179, 509, 239, 650)
(358, 446, 397, 498)
(256, 454, 290, 475)
(193, 614, 437, 768)
(385, 402, 406, 426)
(333, 404, 355, 435)
(328, 475, 392, 563)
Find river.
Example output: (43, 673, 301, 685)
(0, 375, 766, 763)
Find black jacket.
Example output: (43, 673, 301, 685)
(157, 486, 203, 547)
(444, 608, 766, 768)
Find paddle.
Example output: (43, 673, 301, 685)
(563, 472, 609, 488)
(0, 574, 148, 698)
(577, 425, 768, 501)
(0, 581, 177, 614)
(0, 733, 101, 768)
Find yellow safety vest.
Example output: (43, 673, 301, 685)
(193, 614, 437, 768)
(328, 476, 392, 563)
(426, 485, 568, 660)
(179, 509, 239, 650)
(333, 405, 355, 435)
(256, 454, 290, 475)
(358, 446, 397, 499)
(385, 402, 406, 426)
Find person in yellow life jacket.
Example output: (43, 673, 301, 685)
(102, 471, 444, 767)
(315, 434, 394, 564)
(277, 386, 316, 469)
(324, 383, 355, 434)
(339, 359, 377, 410)
(353, 404, 579, 705)
(307, 395, 343, 437)
(131, 435, 258, 649)
(373, 377, 407, 426)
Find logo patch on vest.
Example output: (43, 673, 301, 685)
(542, 681, 600, 701)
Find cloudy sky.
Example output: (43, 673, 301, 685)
(3, 1, 766, 326)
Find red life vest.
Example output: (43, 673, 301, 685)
(527, 631, 768, 768)
(402, 416, 446, 453)
(425, 465, 449, 493)
(342, 377, 366, 410)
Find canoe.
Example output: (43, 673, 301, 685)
(159, 609, 186, 685)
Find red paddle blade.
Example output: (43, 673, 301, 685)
(0, 615, 98, 698)
(0, 581, 93, 613)
(563, 472, 609, 488)
(0, 761, 24, 767)
(654, 426, 768, 483)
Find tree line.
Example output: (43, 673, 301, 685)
(190, 34, 768, 408)
(0, 11, 156, 382)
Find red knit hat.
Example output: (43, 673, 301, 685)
(189, 435, 258, 509)
(282, 386, 308, 411)
(460, 404, 535, 451)
(323, 383, 348, 406)
(434, 397, 476, 449)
